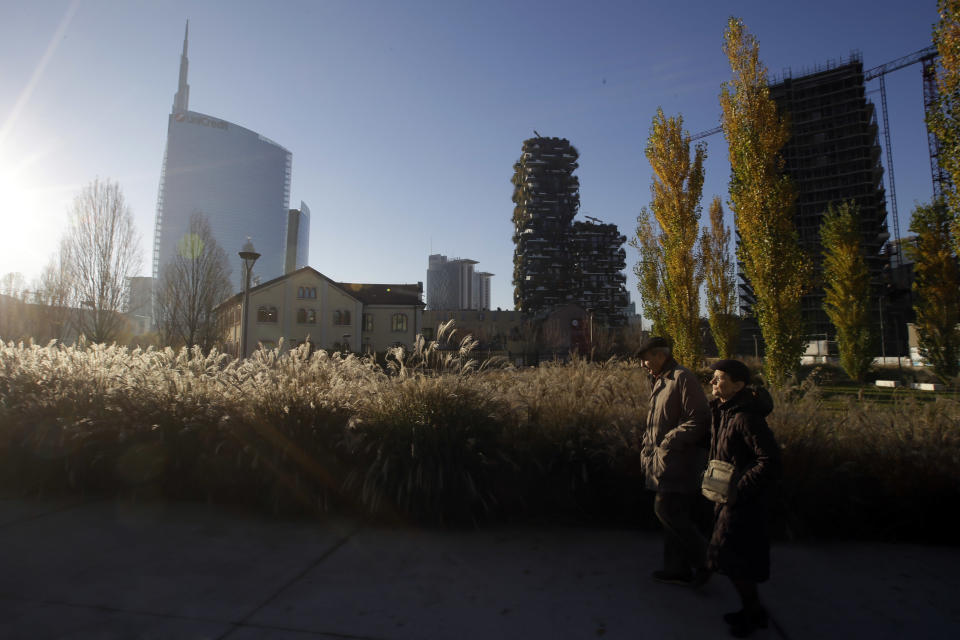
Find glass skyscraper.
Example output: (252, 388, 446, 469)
(152, 23, 303, 287)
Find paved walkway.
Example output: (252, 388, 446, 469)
(0, 498, 957, 639)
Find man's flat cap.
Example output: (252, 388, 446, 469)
(637, 336, 670, 356)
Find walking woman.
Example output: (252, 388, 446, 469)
(706, 359, 781, 638)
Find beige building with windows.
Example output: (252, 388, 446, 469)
(217, 266, 423, 356)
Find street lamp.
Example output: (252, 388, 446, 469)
(238, 238, 260, 359)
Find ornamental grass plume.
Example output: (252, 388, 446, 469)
(1, 336, 958, 539)
(767, 379, 960, 542)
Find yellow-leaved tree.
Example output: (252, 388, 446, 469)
(633, 108, 706, 368)
(630, 209, 667, 337)
(930, 0, 960, 255)
(720, 17, 811, 386)
(701, 196, 740, 359)
(821, 201, 873, 381)
(907, 200, 960, 382)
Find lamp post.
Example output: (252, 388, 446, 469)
(238, 238, 260, 359)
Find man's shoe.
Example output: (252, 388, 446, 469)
(651, 569, 693, 585)
(689, 567, 712, 589)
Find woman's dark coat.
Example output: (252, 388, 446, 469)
(706, 387, 781, 582)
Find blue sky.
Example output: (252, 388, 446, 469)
(0, 0, 940, 311)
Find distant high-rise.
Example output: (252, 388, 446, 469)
(426, 254, 492, 311)
(284, 203, 311, 274)
(474, 271, 493, 311)
(740, 57, 889, 343)
(152, 22, 293, 288)
(511, 136, 580, 314)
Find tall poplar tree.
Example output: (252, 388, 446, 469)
(821, 201, 873, 381)
(635, 108, 706, 367)
(631, 209, 667, 337)
(701, 196, 739, 358)
(907, 201, 960, 382)
(929, 0, 960, 254)
(720, 17, 811, 386)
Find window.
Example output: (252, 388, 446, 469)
(363, 313, 374, 332)
(257, 305, 278, 323)
(307, 309, 316, 324)
(297, 286, 305, 298)
(343, 310, 351, 324)
(296, 308, 307, 324)
(391, 313, 408, 332)
(334, 309, 351, 325)
(298, 286, 316, 299)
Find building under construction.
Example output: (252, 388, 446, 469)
(739, 56, 890, 349)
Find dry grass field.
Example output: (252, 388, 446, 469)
(1, 330, 958, 541)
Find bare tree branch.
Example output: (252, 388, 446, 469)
(60, 178, 142, 344)
(155, 211, 232, 351)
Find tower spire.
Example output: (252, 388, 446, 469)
(172, 20, 190, 113)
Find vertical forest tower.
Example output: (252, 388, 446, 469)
(511, 136, 581, 314)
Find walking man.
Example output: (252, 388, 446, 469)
(638, 336, 711, 587)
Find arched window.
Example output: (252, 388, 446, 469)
(297, 286, 305, 299)
(296, 308, 307, 324)
(309, 287, 317, 298)
(391, 313, 408, 332)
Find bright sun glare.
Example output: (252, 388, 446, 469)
(0, 153, 64, 287)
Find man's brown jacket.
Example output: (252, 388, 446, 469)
(640, 358, 711, 493)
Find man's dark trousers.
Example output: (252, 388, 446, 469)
(654, 491, 707, 574)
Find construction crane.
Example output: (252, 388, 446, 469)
(690, 125, 721, 141)
(864, 46, 939, 265)
(688, 46, 942, 266)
